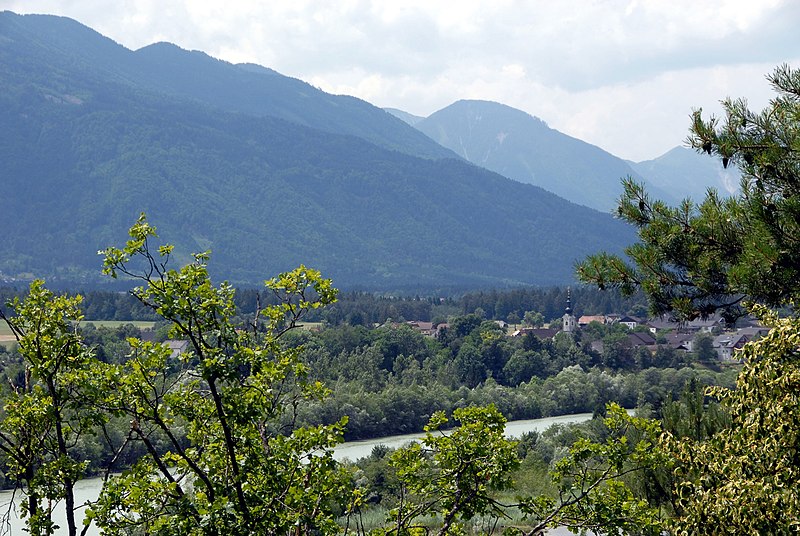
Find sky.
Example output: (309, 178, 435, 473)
(6, 0, 800, 161)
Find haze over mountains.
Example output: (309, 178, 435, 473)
(627, 147, 739, 203)
(388, 101, 737, 212)
(0, 11, 721, 291)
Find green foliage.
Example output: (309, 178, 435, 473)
(523, 311, 544, 328)
(578, 64, 800, 321)
(574, 64, 800, 534)
(0, 248, 744, 536)
(89, 215, 352, 535)
(458, 287, 647, 327)
(0, 281, 107, 536)
(518, 404, 667, 535)
(353, 403, 669, 536)
(691, 333, 717, 364)
(664, 306, 800, 534)
(303, 319, 732, 439)
(384, 405, 519, 534)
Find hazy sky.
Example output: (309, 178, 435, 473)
(6, 0, 800, 161)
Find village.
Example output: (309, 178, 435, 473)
(401, 297, 767, 364)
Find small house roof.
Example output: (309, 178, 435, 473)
(626, 331, 657, 347)
(578, 315, 605, 325)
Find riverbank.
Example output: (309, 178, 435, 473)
(333, 412, 594, 461)
(0, 412, 596, 535)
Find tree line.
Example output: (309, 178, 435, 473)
(0, 280, 646, 327)
(2, 64, 800, 534)
(0, 215, 732, 536)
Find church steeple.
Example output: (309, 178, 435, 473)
(562, 287, 576, 333)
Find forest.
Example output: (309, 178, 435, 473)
(0, 283, 647, 327)
(2, 64, 800, 535)
(0, 219, 735, 536)
(0, 9, 636, 291)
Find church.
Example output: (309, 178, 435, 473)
(562, 288, 577, 334)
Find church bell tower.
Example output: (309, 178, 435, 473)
(562, 287, 576, 333)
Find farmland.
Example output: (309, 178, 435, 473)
(0, 320, 158, 348)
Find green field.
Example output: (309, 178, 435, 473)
(0, 322, 15, 349)
(297, 321, 324, 331)
(1, 320, 157, 332)
(0, 320, 159, 349)
(2, 319, 310, 334)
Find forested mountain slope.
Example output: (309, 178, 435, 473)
(0, 11, 454, 160)
(0, 11, 635, 290)
(414, 100, 676, 211)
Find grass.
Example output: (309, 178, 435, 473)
(0, 322, 15, 349)
(340, 505, 543, 535)
(339, 506, 390, 533)
(1, 319, 315, 347)
(0, 320, 159, 349)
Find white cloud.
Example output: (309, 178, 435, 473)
(547, 63, 780, 160)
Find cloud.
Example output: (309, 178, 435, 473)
(547, 62, 782, 161)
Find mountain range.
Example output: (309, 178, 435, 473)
(388, 100, 736, 212)
(627, 146, 739, 203)
(0, 11, 716, 291)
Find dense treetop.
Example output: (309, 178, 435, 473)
(579, 64, 800, 322)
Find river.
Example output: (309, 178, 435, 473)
(0, 412, 594, 534)
(333, 411, 593, 461)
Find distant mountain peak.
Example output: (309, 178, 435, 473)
(134, 41, 235, 69)
(445, 99, 549, 127)
(415, 99, 647, 211)
(0, 11, 635, 290)
(136, 41, 182, 52)
(630, 145, 740, 200)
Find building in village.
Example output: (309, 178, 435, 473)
(562, 288, 577, 334)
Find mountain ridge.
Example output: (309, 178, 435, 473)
(413, 99, 677, 211)
(393, 99, 738, 209)
(0, 11, 456, 161)
(628, 146, 740, 202)
(0, 11, 636, 290)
